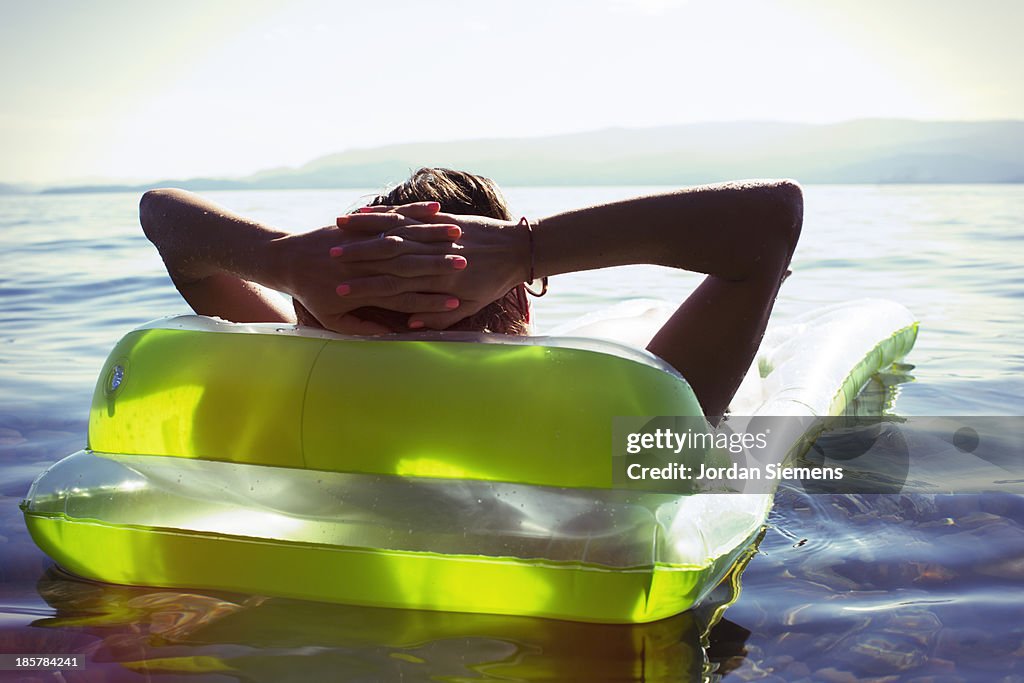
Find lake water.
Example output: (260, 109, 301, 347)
(1, 185, 1022, 681)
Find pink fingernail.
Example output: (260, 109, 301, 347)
(357, 207, 376, 213)
(409, 320, 425, 329)
(427, 202, 440, 212)
(445, 298, 460, 309)
(336, 215, 350, 226)
(450, 256, 467, 270)
(329, 246, 343, 257)
(336, 284, 351, 296)
(447, 226, 461, 239)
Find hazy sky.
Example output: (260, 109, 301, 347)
(2, 0, 1020, 185)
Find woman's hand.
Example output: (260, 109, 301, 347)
(333, 203, 530, 329)
(272, 217, 471, 334)
(140, 190, 474, 334)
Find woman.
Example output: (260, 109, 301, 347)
(140, 168, 802, 417)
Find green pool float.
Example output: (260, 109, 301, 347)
(22, 300, 917, 623)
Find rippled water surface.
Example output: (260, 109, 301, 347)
(1, 185, 1022, 681)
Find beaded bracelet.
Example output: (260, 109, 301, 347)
(519, 217, 549, 297)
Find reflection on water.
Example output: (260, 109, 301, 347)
(26, 554, 753, 682)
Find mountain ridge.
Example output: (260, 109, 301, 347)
(30, 119, 1024, 194)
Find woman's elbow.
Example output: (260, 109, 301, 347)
(139, 188, 181, 243)
(768, 179, 803, 250)
(753, 180, 803, 265)
(737, 180, 803, 279)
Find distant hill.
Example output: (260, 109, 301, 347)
(37, 119, 1024, 194)
(0, 182, 31, 195)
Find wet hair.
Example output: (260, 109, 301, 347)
(295, 168, 529, 335)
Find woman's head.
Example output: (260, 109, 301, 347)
(371, 167, 511, 223)
(354, 168, 529, 335)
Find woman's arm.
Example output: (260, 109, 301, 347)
(531, 180, 802, 281)
(533, 181, 803, 417)
(139, 189, 469, 333)
(334, 180, 803, 416)
(140, 188, 296, 323)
